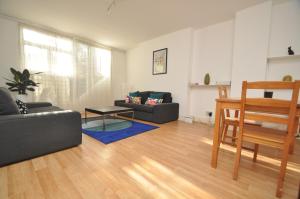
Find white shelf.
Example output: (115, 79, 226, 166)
(267, 54, 300, 62)
(189, 83, 231, 88)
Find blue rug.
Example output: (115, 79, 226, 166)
(82, 119, 159, 144)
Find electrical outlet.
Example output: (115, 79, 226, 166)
(206, 111, 213, 117)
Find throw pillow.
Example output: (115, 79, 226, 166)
(149, 92, 164, 100)
(125, 96, 131, 103)
(131, 97, 141, 104)
(0, 87, 20, 115)
(145, 98, 163, 105)
(129, 91, 140, 97)
(15, 100, 28, 114)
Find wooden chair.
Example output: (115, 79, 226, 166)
(233, 81, 300, 198)
(218, 86, 239, 145)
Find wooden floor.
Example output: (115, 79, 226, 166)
(0, 119, 299, 199)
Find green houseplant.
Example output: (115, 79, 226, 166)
(5, 67, 41, 95)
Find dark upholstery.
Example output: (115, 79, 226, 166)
(25, 102, 53, 109)
(115, 101, 154, 113)
(0, 90, 82, 166)
(0, 87, 20, 115)
(114, 91, 178, 124)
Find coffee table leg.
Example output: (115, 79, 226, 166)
(85, 110, 87, 123)
(132, 111, 134, 120)
(102, 115, 106, 131)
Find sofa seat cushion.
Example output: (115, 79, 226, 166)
(0, 88, 20, 115)
(116, 102, 154, 113)
(28, 106, 63, 114)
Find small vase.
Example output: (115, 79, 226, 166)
(204, 73, 210, 85)
(16, 94, 29, 102)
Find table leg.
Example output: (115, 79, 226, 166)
(102, 115, 106, 131)
(132, 111, 135, 120)
(85, 110, 87, 123)
(232, 110, 239, 144)
(211, 101, 221, 168)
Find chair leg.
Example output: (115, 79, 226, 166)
(289, 118, 299, 154)
(253, 144, 259, 162)
(276, 142, 290, 198)
(219, 122, 225, 146)
(233, 135, 243, 180)
(232, 125, 238, 145)
(222, 124, 229, 143)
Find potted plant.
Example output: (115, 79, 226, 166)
(4, 67, 41, 101)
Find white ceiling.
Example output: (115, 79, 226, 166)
(0, 0, 267, 50)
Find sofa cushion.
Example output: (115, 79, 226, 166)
(116, 102, 154, 113)
(139, 91, 151, 104)
(150, 92, 172, 103)
(28, 106, 63, 114)
(0, 87, 20, 115)
(129, 91, 140, 97)
(149, 92, 164, 99)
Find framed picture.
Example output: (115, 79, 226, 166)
(153, 48, 167, 75)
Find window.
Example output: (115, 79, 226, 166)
(20, 26, 112, 110)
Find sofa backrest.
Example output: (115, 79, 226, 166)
(0, 87, 20, 115)
(138, 91, 172, 104)
(151, 92, 172, 103)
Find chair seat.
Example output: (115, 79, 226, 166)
(243, 124, 286, 148)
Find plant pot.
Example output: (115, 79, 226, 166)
(16, 94, 30, 102)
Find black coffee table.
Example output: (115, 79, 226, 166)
(84, 106, 134, 130)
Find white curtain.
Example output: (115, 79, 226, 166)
(20, 26, 112, 111)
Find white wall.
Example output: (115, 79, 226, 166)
(127, 28, 193, 118)
(231, 1, 272, 97)
(267, 0, 300, 82)
(0, 17, 20, 87)
(189, 20, 234, 122)
(111, 49, 127, 101)
(269, 0, 300, 57)
(266, 0, 300, 99)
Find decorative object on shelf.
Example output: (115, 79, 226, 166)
(288, 46, 294, 55)
(282, 74, 293, 82)
(204, 73, 210, 85)
(153, 48, 167, 75)
(264, 91, 273, 98)
(4, 67, 41, 101)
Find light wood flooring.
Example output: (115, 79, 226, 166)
(0, 119, 299, 199)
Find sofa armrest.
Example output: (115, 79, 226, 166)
(25, 102, 52, 109)
(0, 110, 82, 166)
(152, 103, 179, 123)
(114, 100, 125, 105)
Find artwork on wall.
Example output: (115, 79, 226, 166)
(153, 48, 167, 75)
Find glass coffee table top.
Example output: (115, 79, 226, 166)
(82, 118, 133, 132)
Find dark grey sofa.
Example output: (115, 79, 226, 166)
(0, 88, 82, 167)
(114, 91, 179, 124)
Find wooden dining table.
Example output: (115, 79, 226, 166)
(211, 98, 300, 168)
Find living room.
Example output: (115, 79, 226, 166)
(0, 0, 299, 198)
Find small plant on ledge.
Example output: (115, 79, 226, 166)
(4, 67, 41, 95)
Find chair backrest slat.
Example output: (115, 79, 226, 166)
(240, 81, 300, 138)
(245, 98, 291, 109)
(245, 113, 288, 125)
(218, 86, 230, 117)
(247, 81, 295, 89)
